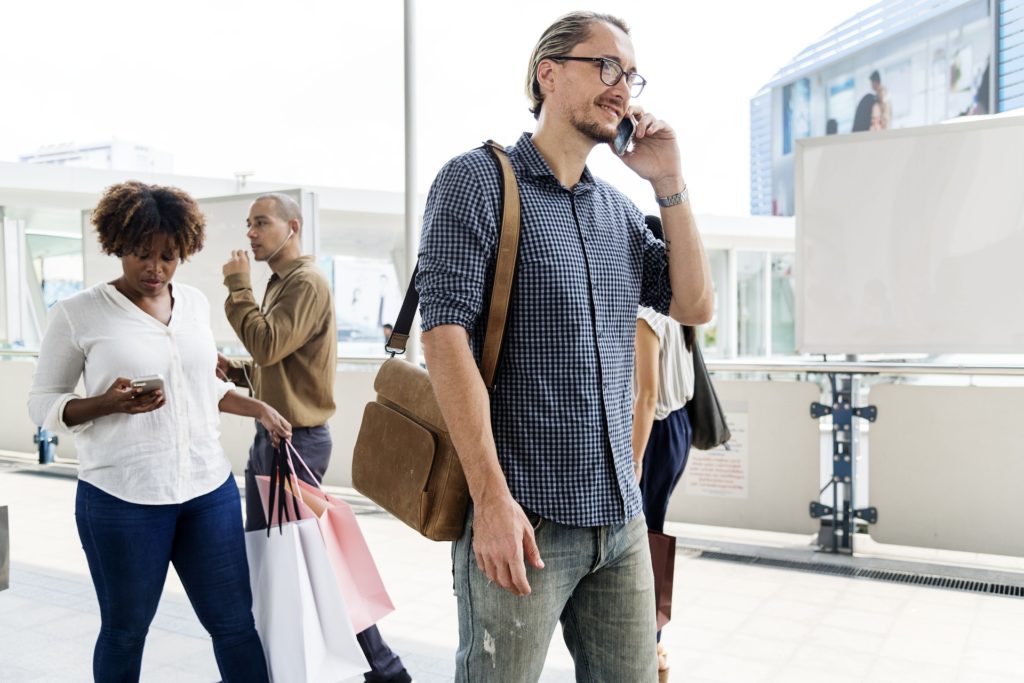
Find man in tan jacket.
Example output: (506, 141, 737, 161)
(220, 193, 412, 683)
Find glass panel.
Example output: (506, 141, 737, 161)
(18, 208, 84, 311)
(331, 256, 401, 358)
(737, 251, 766, 357)
(29, 237, 84, 308)
(702, 249, 729, 355)
(771, 252, 796, 356)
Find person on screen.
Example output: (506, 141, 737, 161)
(852, 93, 881, 133)
(870, 70, 891, 130)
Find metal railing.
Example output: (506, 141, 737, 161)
(5, 348, 1023, 376)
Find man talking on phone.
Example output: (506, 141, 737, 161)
(219, 193, 412, 683)
(417, 11, 713, 681)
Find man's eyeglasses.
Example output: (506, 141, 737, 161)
(550, 56, 646, 98)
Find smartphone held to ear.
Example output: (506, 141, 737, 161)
(131, 374, 164, 395)
(613, 115, 636, 156)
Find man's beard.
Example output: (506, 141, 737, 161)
(569, 105, 617, 144)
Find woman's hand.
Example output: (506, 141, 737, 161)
(102, 377, 165, 416)
(61, 377, 165, 427)
(257, 404, 292, 446)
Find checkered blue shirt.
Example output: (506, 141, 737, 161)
(417, 133, 672, 527)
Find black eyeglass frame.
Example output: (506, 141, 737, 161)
(549, 56, 647, 97)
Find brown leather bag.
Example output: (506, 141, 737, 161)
(648, 529, 676, 629)
(352, 141, 521, 541)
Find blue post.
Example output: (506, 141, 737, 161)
(33, 427, 58, 465)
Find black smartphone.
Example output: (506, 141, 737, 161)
(613, 115, 636, 156)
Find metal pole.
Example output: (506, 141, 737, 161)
(404, 0, 420, 365)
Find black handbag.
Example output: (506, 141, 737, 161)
(688, 340, 731, 450)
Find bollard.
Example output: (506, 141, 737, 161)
(33, 427, 58, 465)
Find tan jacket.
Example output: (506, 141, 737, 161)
(224, 256, 336, 427)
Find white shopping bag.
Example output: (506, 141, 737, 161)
(246, 518, 367, 682)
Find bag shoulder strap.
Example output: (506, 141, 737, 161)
(387, 141, 521, 391)
(478, 141, 521, 388)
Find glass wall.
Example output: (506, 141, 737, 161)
(771, 253, 796, 355)
(1, 207, 83, 349)
(727, 249, 798, 358)
(737, 251, 766, 356)
(702, 249, 729, 355)
(331, 256, 402, 358)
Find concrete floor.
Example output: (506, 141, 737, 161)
(2, 457, 1024, 682)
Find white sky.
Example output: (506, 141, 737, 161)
(1, 0, 874, 216)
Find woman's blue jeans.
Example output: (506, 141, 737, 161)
(75, 475, 269, 683)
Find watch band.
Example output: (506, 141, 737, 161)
(655, 186, 689, 207)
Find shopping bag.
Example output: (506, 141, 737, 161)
(245, 517, 367, 683)
(648, 530, 676, 630)
(256, 441, 395, 633)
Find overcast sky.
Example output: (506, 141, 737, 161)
(2, 0, 874, 215)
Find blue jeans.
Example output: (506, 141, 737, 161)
(245, 423, 409, 683)
(453, 507, 658, 682)
(75, 475, 268, 683)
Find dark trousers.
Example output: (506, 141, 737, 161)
(245, 423, 408, 682)
(639, 405, 693, 533)
(76, 475, 269, 683)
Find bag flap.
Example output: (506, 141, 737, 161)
(374, 358, 448, 432)
(353, 401, 437, 499)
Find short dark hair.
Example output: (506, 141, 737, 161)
(253, 192, 303, 228)
(870, 70, 881, 85)
(92, 181, 205, 260)
(526, 11, 631, 119)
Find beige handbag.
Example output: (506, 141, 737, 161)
(352, 141, 521, 541)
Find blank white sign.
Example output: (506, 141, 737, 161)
(796, 115, 1024, 354)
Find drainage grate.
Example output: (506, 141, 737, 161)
(695, 550, 1024, 598)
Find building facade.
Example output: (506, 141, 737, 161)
(19, 140, 173, 174)
(751, 0, 1023, 216)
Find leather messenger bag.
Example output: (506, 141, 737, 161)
(352, 141, 521, 541)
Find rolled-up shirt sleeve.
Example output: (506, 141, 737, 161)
(27, 302, 90, 434)
(639, 221, 672, 316)
(416, 156, 498, 333)
(214, 378, 237, 403)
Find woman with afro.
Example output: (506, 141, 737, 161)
(29, 180, 290, 682)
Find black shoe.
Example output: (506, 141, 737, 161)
(364, 670, 412, 683)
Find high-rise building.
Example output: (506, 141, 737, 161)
(751, 0, 1023, 215)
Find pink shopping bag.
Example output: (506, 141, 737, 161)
(256, 441, 395, 633)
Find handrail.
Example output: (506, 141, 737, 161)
(0, 349, 385, 366)
(705, 359, 1024, 377)
(5, 349, 1023, 376)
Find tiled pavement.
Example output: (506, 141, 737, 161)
(2, 459, 1024, 682)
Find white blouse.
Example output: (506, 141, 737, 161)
(636, 306, 695, 421)
(27, 282, 236, 505)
